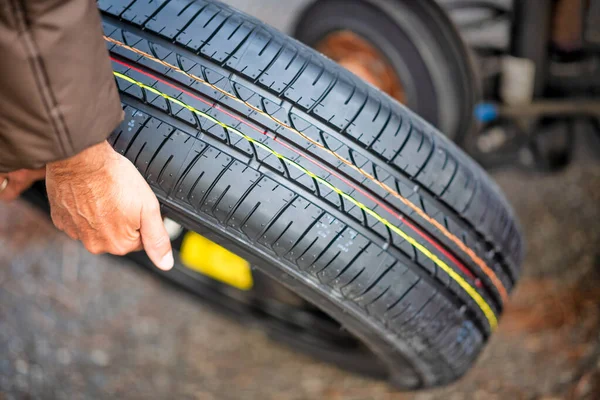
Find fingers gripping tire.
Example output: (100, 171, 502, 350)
(99, 0, 523, 388)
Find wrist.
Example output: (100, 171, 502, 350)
(47, 141, 117, 177)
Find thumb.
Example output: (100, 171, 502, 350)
(140, 200, 174, 271)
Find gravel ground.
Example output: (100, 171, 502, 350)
(1, 151, 599, 399)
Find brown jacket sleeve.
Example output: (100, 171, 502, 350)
(0, 0, 124, 172)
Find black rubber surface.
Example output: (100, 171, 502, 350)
(98, 0, 523, 389)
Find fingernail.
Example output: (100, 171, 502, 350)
(158, 252, 174, 271)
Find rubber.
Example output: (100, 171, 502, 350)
(98, 0, 523, 388)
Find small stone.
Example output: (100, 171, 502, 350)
(90, 349, 110, 367)
(56, 348, 71, 365)
(30, 364, 44, 384)
(15, 374, 28, 390)
(15, 359, 28, 375)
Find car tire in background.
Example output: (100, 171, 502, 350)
(293, 0, 480, 145)
(95, 0, 523, 389)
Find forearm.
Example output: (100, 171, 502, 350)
(0, 0, 123, 172)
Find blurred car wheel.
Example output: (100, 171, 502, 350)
(294, 0, 480, 144)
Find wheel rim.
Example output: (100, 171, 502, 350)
(315, 30, 407, 103)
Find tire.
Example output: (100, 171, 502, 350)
(99, 0, 524, 389)
(293, 0, 480, 144)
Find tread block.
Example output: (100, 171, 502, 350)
(285, 214, 345, 264)
(228, 29, 283, 80)
(175, 4, 230, 51)
(200, 17, 254, 63)
(353, 266, 417, 310)
(121, 0, 169, 25)
(145, 0, 208, 39)
(174, 147, 233, 209)
(370, 114, 406, 161)
(231, 178, 295, 238)
(98, 0, 130, 15)
(145, 129, 196, 196)
(258, 46, 308, 93)
(315, 231, 370, 286)
(312, 78, 367, 131)
(283, 61, 335, 110)
(124, 119, 174, 175)
(110, 106, 151, 152)
(345, 96, 391, 147)
(202, 161, 261, 223)
(259, 197, 323, 256)
(341, 250, 398, 300)
(387, 280, 436, 329)
(365, 269, 421, 323)
(392, 128, 434, 177)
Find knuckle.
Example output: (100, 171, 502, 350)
(108, 235, 141, 256)
(109, 246, 127, 256)
(51, 219, 63, 232)
(88, 247, 104, 256)
(65, 230, 79, 241)
(124, 228, 140, 242)
(110, 243, 136, 256)
(85, 241, 105, 255)
(50, 209, 64, 229)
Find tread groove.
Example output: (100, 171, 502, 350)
(223, 174, 263, 224)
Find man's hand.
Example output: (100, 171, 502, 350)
(46, 141, 174, 271)
(0, 168, 46, 202)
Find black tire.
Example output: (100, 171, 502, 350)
(293, 0, 480, 144)
(99, 0, 523, 389)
